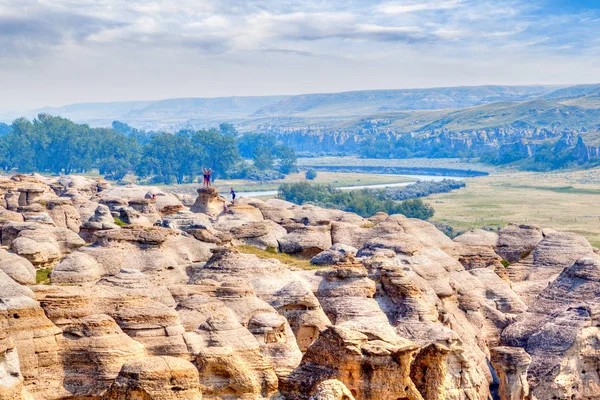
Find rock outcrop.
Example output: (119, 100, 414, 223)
(189, 187, 226, 217)
(0, 173, 598, 400)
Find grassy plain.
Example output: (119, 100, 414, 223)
(427, 168, 600, 247)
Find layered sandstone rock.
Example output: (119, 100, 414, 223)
(103, 356, 202, 400)
(282, 326, 421, 400)
(1, 175, 599, 400)
(490, 346, 531, 400)
(190, 187, 226, 217)
(502, 257, 600, 399)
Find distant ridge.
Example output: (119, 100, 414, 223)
(3, 84, 599, 133)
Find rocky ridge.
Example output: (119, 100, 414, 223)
(0, 175, 598, 400)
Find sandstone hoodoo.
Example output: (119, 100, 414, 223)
(2, 173, 600, 399)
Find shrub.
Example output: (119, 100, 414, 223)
(305, 169, 318, 180)
(277, 182, 435, 220)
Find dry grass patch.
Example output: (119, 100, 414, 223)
(236, 245, 324, 270)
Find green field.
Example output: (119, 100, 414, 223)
(428, 168, 600, 247)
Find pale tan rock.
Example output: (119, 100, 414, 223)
(230, 220, 288, 250)
(282, 326, 421, 400)
(213, 203, 264, 231)
(3, 222, 84, 267)
(79, 204, 119, 242)
(103, 356, 202, 400)
(60, 314, 147, 397)
(189, 248, 330, 352)
(496, 223, 543, 263)
(310, 379, 355, 400)
(181, 298, 279, 399)
(502, 257, 600, 399)
(0, 250, 35, 285)
(190, 187, 226, 217)
(490, 346, 531, 400)
(279, 225, 332, 257)
(0, 294, 64, 399)
(508, 231, 595, 305)
(45, 198, 81, 233)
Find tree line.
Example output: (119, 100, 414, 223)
(0, 114, 297, 184)
(277, 182, 435, 219)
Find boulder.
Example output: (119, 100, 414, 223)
(279, 225, 332, 257)
(311, 244, 358, 266)
(490, 346, 531, 400)
(0, 250, 36, 285)
(212, 203, 264, 231)
(230, 220, 288, 250)
(103, 356, 202, 400)
(79, 204, 119, 242)
(495, 223, 543, 263)
(60, 314, 147, 397)
(502, 257, 600, 399)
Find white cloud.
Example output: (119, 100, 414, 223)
(376, 0, 464, 15)
(0, 0, 598, 111)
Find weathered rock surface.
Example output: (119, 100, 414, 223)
(0, 175, 598, 400)
(282, 326, 421, 400)
(103, 356, 202, 399)
(0, 250, 36, 285)
(502, 256, 600, 399)
(190, 187, 226, 217)
(279, 225, 333, 257)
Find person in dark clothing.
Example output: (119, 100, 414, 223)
(202, 168, 213, 187)
(230, 187, 236, 204)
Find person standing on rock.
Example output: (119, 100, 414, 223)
(230, 187, 236, 204)
(202, 168, 213, 188)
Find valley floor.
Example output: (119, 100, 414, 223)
(428, 167, 600, 247)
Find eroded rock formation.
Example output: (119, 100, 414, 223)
(0, 173, 599, 400)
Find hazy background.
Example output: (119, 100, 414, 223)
(1, 0, 599, 112)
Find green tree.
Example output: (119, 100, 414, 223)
(305, 169, 317, 180)
(275, 145, 297, 174)
(191, 129, 240, 178)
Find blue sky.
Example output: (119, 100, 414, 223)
(0, 0, 599, 111)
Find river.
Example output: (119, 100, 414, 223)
(237, 174, 465, 198)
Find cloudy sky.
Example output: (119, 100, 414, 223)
(1, 0, 599, 111)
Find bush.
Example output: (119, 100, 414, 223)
(277, 182, 435, 220)
(305, 169, 318, 180)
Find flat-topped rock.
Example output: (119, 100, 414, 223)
(189, 187, 226, 217)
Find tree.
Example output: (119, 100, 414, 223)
(191, 128, 241, 178)
(275, 145, 297, 174)
(219, 123, 238, 137)
(305, 169, 317, 180)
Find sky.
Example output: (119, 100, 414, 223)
(0, 0, 599, 112)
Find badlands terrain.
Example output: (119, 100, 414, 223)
(1, 173, 599, 400)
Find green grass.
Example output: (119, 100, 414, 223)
(497, 184, 600, 195)
(236, 245, 324, 270)
(428, 168, 600, 247)
(113, 217, 128, 227)
(36, 268, 52, 284)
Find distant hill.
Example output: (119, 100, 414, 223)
(2, 84, 573, 130)
(251, 85, 559, 117)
